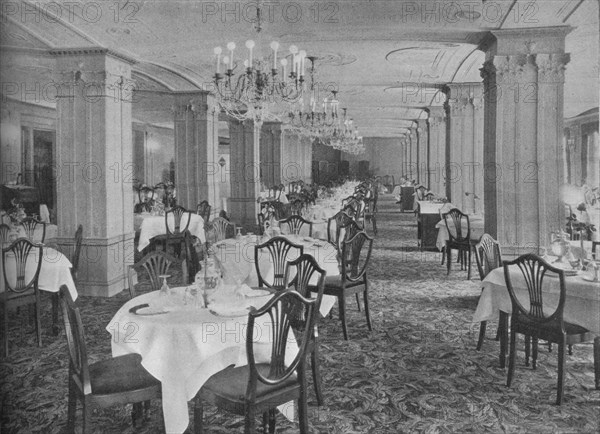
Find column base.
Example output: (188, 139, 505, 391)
(55, 233, 134, 297)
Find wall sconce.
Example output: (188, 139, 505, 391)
(218, 157, 226, 167)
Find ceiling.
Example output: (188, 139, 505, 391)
(1, 0, 598, 138)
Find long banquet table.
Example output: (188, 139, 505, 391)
(107, 286, 297, 433)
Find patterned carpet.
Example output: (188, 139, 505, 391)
(1, 196, 599, 433)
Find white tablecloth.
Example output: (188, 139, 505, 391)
(416, 200, 448, 215)
(213, 234, 339, 316)
(0, 247, 77, 300)
(435, 215, 485, 251)
(473, 266, 600, 334)
(107, 287, 297, 433)
(301, 204, 339, 239)
(137, 213, 205, 251)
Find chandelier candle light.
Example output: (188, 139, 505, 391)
(212, 8, 308, 125)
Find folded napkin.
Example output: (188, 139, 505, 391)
(39, 205, 50, 223)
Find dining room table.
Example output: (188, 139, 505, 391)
(212, 233, 339, 316)
(472, 262, 600, 383)
(107, 285, 298, 433)
(136, 212, 206, 251)
(435, 213, 485, 251)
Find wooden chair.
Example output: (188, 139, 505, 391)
(284, 254, 326, 406)
(474, 234, 502, 351)
(58, 286, 161, 432)
(314, 231, 374, 340)
(592, 241, 599, 260)
(127, 251, 179, 299)
(193, 290, 317, 434)
(196, 200, 211, 224)
(1, 238, 43, 357)
(326, 210, 354, 247)
(71, 225, 84, 283)
(152, 205, 191, 255)
(442, 208, 475, 279)
(209, 216, 235, 242)
(0, 223, 10, 245)
(254, 236, 303, 289)
(415, 185, 427, 201)
(183, 231, 201, 284)
(21, 217, 46, 243)
(503, 254, 597, 405)
(279, 215, 313, 237)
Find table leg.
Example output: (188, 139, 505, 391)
(499, 311, 508, 369)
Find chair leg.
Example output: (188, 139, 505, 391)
(568, 344, 573, 356)
(441, 247, 445, 265)
(532, 337, 539, 370)
(339, 295, 349, 340)
(194, 398, 204, 434)
(556, 341, 566, 405)
(476, 321, 487, 351)
(506, 328, 517, 387)
(446, 245, 451, 275)
(52, 292, 60, 336)
(548, 341, 552, 352)
(67, 379, 77, 433)
(82, 400, 91, 434)
(593, 337, 600, 390)
(298, 372, 309, 434)
(467, 247, 472, 280)
(35, 299, 42, 348)
(3, 304, 8, 358)
(525, 335, 531, 367)
(499, 312, 508, 369)
(132, 402, 143, 428)
(355, 293, 361, 312)
(244, 408, 256, 434)
(268, 408, 276, 434)
(363, 287, 372, 331)
(311, 343, 324, 406)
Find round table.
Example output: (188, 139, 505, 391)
(107, 286, 296, 433)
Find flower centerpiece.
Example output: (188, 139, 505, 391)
(7, 198, 26, 227)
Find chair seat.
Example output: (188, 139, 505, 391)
(89, 353, 160, 396)
(0, 289, 36, 306)
(202, 364, 298, 403)
(321, 275, 364, 291)
(515, 320, 593, 345)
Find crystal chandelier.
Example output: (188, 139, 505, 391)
(320, 109, 365, 155)
(286, 59, 340, 137)
(212, 5, 308, 124)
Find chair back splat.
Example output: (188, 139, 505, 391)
(255, 236, 304, 289)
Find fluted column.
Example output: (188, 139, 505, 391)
(228, 119, 261, 228)
(259, 122, 282, 187)
(426, 107, 446, 195)
(443, 83, 484, 213)
(52, 48, 135, 296)
(408, 126, 418, 181)
(416, 119, 429, 186)
(480, 27, 571, 253)
(173, 92, 220, 214)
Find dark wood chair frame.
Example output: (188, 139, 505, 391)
(279, 215, 313, 237)
(442, 208, 475, 280)
(1, 238, 43, 357)
(127, 250, 179, 299)
(283, 254, 326, 406)
(21, 217, 46, 243)
(254, 236, 304, 289)
(474, 234, 502, 351)
(193, 290, 317, 434)
(503, 254, 599, 405)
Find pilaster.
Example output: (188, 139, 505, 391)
(416, 119, 429, 186)
(52, 48, 135, 296)
(426, 106, 446, 195)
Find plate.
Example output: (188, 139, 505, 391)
(209, 307, 250, 318)
(129, 304, 170, 316)
(242, 288, 271, 298)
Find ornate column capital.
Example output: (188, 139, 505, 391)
(535, 53, 570, 83)
(491, 54, 530, 84)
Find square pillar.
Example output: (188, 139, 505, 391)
(52, 48, 135, 297)
(479, 27, 571, 254)
(172, 92, 220, 216)
(416, 119, 429, 186)
(443, 83, 484, 214)
(426, 107, 447, 195)
(407, 127, 418, 181)
(228, 119, 260, 229)
(260, 122, 282, 187)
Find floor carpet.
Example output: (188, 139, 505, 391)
(1, 196, 598, 433)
